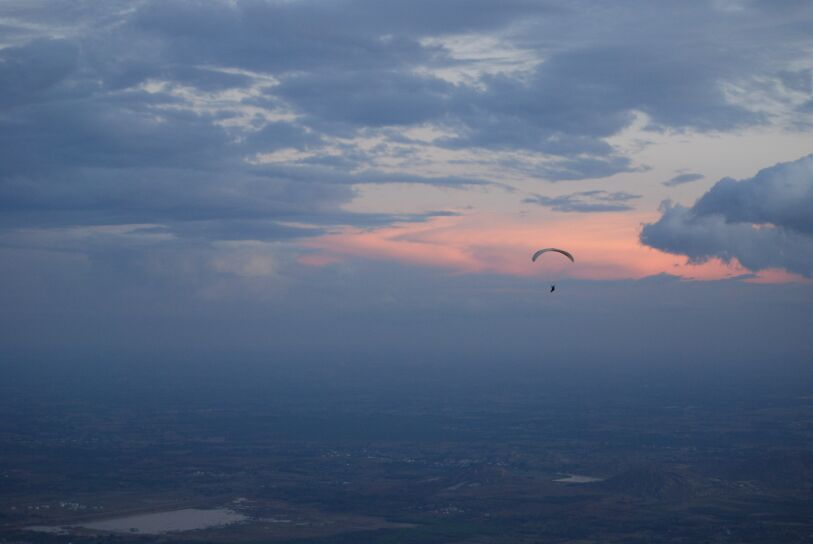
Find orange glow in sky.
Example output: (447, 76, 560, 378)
(300, 211, 803, 282)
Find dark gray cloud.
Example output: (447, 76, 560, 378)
(641, 202, 813, 276)
(123, 2, 805, 154)
(121, 0, 554, 91)
(275, 70, 454, 128)
(524, 190, 640, 212)
(535, 155, 644, 182)
(243, 121, 323, 153)
(641, 155, 813, 276)
(693, 154, 813, 235)
(0, 39, 79, 109)
(1, 0, 811, 248)
(1, 0, 520, 244)
(445, 42, 761, 156)
(663, 173, 704, 187)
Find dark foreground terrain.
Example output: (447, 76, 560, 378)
(2, 357, 812, 543)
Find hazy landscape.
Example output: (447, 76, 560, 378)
(3, 358, 812, 543)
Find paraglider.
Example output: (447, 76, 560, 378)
(531, 248, 574, 263)
(531, 248, 574, 293)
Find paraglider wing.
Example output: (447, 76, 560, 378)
(531, 248, 575, 263)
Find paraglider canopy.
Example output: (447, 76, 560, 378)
(531, 248, 574, 263)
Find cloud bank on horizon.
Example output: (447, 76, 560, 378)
(1, 0, 813, 291)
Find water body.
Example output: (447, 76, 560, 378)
(29, 508, 247, 535)
(25, 525, 69, 535)
(554, 474, 603, 483)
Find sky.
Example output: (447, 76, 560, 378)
(1, 0, 812, 369)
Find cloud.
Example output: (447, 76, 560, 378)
(778, 69, 813, 94)
(275, 70, 454, 128)
(524, 190, 641, 212)
(535, 155, 645, 181)
(641, 155, 813, 276)
(445, 41, 762, 155)
(663, 173, 704, 187)
(693, 154, 813, 235)
(0, 39, 79, 109)
(125, 1, 803, 162)
(1, 0, 811, 252)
